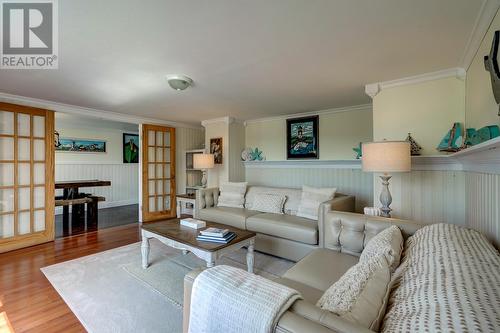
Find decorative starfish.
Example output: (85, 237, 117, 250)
(250, 148, 264, 161)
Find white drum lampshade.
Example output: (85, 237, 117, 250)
(362, 141, 411, 173)
(193, 153, 214, 187)
(362, 141, 411, 218)
(193, 153, 214, 170)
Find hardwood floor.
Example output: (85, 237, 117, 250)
(54, 204, 139, 238)
(0, 223, 141, 333)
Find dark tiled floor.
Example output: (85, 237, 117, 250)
(55, 204, 139, 238)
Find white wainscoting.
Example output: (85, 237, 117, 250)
(245, 167, 373, 213)
(55, 163, 139, 215)
(373, 170, 466, 226)
(466, 172, 500, 248)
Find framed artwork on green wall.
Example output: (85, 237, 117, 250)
(286, 115, 319, 159)
(123, 133, 139, 163)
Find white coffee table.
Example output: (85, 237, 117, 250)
(141, 219, 256, 273)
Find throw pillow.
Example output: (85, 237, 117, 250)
(359, 225, 403, 272)
(317, 257, 391, 330)
(217, 182, 248, 208)
(296, 185, 336, 220)
(251, 193, 286, 214)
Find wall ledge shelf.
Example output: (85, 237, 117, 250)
(243, 139, 500, 174)
(450, 137, 500, 174)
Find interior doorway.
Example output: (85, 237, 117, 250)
(54, 113, 140, 237)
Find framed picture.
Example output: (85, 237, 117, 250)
(286, 115, 319, 159)
(56, 138, 106, 153)
(210, 137, 223, 164)
(123, 133, 139, 163)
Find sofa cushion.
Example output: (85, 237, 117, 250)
(245, 186, 303, 215)
(274, 277, 325, 304)
(283, 248, 358, 291)
(252, 193, 286, 214)
(359, 225, 403, 272)
(316, 257, 391, 330)
(197, 207, 259, 229)
(246, 213, 318, 245)
(297, 185, 337, 220)
(217, 182, 247, 208)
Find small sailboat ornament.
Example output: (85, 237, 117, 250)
(437, 123, 464, 152)
(405, 133, 422, 156)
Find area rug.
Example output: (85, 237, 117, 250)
(41, 239, 294, 333)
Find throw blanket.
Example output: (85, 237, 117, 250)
(382, 223, 500, 332)
(188, 265, 301, 333)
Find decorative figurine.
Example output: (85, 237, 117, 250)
(405, 133, 422, 156)
(465, 125, 500, 146)
(241, 147, 265, 161)
(437, 123, 464, 152)
(249, 147, 265, 161)
(352, 142, 362, 159)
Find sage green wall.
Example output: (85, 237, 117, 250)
(465, 8, 500, 129)
(245, 107, 373, 161)
(373, 77, 465, 155)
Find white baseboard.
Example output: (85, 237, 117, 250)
(55, 199, 138, 215)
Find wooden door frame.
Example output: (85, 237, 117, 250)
(0, 102, 55, 253)
(141, 124, 176, 222)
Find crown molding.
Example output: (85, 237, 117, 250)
(0, 92, 202, 129)
(365, 68, 466, 99)
(460, 0, 500, 70)
(201, 116, 235, 127)
(243, 104, 372, 126)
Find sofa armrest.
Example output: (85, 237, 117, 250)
(195, 187, 219, 217)
(329, 194, 355, 213)
(183, 268, 205, 333)
(281, 300, 374, 333)
(318, 195, 355, 247)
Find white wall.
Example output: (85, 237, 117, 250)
(245, 106, 373, 160)
(373, 77, 465, 155)
(229, 122, 246, 182)
(176, 127, 205, 194)
(245, 166, 372, 213)
(55, 117, 139, 213)
(370, 76, 467, 224)
(465, 8, 500, 129)
(56, 127, 137, 164)
(464, 8, 500, 248)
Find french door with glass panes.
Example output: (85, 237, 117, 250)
(141, 124, 176, 222)
(0, 103, 55, 253)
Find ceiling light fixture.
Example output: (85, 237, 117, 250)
(166, 74, 193, 91)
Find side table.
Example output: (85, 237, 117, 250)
(176, 194, 196, 218)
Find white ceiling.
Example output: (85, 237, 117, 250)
(56, 112, 139, 132)
(0, 0, 487, 125)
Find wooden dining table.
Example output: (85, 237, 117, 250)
(55, 180, 111, 235)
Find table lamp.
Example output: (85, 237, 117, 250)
(193, 153, 215, 187)
(362, 141, 411, 218)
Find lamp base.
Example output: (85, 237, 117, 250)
(379, 175, 392, 218)
(201, 170, 208, 187)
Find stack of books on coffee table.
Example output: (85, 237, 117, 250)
(196, 227, 237, 244)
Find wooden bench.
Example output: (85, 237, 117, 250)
(55, 197, 93, 206)
(55, 195, 106, 231)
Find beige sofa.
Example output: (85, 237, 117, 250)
(183, 211, 423, 333)
(195, 185, 355, 261)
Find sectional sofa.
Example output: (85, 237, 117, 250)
(195, 185, 355, 261)
(184, 211, 500, 333)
